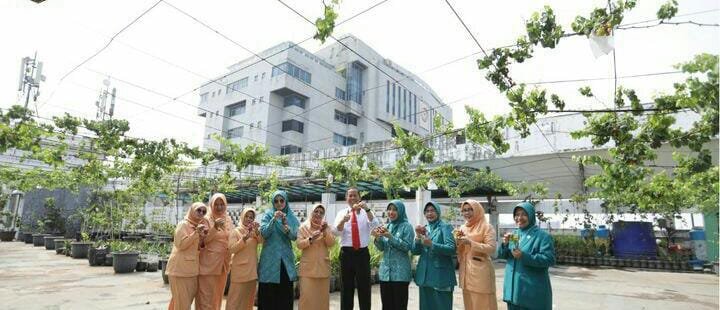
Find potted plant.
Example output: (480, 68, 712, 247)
(32, 220, 50, 247)
(64, 239, 72, 256)
(71, 232, 93, 258)
(54, 238, 67, 254)
(0, 210, 16, 241)
(112, 241, 140, 273)
(88, 239, 109, 266)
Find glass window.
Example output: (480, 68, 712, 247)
(283, 94, 306, 109)
(281, 119, 304, 133)
(335, 88, 346, 100)
(414, 95, 417, 124)
(403, 89, 407, 120)
(346, 62, 364, 104)
(386, 81, 390, 113)
(227, 77, 248, 94)
(200, 92, 209, 103)
(225, 126, 243, 138)
(392, 84, 396, 116)
(226, 101, 246, 117)
(280, 145, 302, 155)
(273, 62, 311, 84)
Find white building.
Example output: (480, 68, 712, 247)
(197, 34, 452, 155)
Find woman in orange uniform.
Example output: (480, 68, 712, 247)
(166, 202, 210, 310)
(456, 199, 498, 310)
(297, 204, 335, 309)
(227, 207, 263, 310)
(197, 193, 235, 310)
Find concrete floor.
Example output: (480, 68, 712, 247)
(0, 241, 717, 309)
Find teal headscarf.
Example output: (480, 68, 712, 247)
(271, 190, 299, 227)
(424, 201, 442, 232)
(513, 202, 537, 232)
(386, 199, 408, 235)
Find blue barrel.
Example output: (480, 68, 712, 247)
(689, 228, 706, 241)
(611, 221, 657, 259)
(596, 225, 609, 239)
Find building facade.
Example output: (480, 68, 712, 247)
(197, 34, 452, 154)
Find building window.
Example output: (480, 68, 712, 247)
(413, 94, 417, 124)
(334, 110, 358, 126)
(261, 72, 266, 80)
(280, 145, 302, 155)
(227, 77, 248, 94)
(226, 101, 246, 117)
(346, 62, 365, 104)
(335, 88, 346, 100)
(252, 99, 257, 105)
(254, 75, 258, 82)
(392, 84, 396, 116)
(333, 133, 357, 146)
(225, 126, 243, 138)
(200, 92, 209, 103)
(403, 89, 407, 121)
(272, 62, 311, 84)
(283, 94, 306, 109)
(386, 81, 390, 113)
(259, 96, 264, 103)
(396, 86, 401, 117)
(281, 119, 304, 133)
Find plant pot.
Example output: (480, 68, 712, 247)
(54, 239, 67, 254)
(146, 261, 159, 272)
(89, 247, 108, 266)
(44, 236, 64, 250)
(23, 233, 33, 244)
(158, 258, 170, 284)
(113, 252, 139, 273)
(105, 254, 114, 266)
(70, 242, 92, 258)
(640, 260, 648, 269)
(136, 253, 148, 272)
(328, 276, 336, 292)
(0, 230, 15, 241)
(33, 234, 50, 246)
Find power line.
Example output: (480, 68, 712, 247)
(161, 0, 398, 143)
(441, 0, 514, 88)
(275, 0, 454, 128)
(58, 0, 163, 83)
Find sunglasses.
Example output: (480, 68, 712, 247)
(196, 208, 207, 215)
(274, 199, 285, 204)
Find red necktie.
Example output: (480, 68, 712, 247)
(351, 210, 360, 250)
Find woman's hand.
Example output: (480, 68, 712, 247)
(502, 232, 512, 245)
(511, 248, 523, 259)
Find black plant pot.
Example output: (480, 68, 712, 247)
(33, 234, 50, 246)
(70, 242, 93, 258)
(44, 236, 64, 250)
(113, 252, 139, 273)
(89, 247, 108, 266)
(23, 233, 33, 244)
(0, 230, 15, 241)
(146, 261, 158, 272)
(136, 261, 148, 272)
(161, 260, 169, 284)
(105, 254, 114, 266)
(54, 239, 67, 254)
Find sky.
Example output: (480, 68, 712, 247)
(1, 0, 718, 148)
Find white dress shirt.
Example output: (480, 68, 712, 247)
(333, 206, 380, 248)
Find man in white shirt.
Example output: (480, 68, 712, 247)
(334, 188, 379, 310)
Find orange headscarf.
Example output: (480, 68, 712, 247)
(459, 199, 491, 244)
(208, 193, 228, 220)
(185, 202, 208, 226)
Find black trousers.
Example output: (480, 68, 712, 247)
(340, 246, 371, 310)
(258, 261, 294, 310)
(380, 281, 409, 310)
